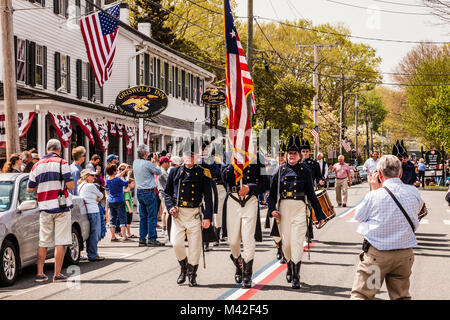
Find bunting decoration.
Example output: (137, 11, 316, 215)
(91, 120, 109, 153)
(0, 112, 36, 148)
(72, 116, 95, 145)
(49, 112, 72, 148)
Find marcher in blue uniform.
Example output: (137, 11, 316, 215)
(300, 139, 326, 188)
(267, 135, 326, 289)
(164, 138, 213, 287)
(221, 151, 269, 288)
(393, 140, 419, 186)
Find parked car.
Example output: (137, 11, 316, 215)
(327, 171, 336, 188)
(0, 173, 90, 286)
(357, 166, 368, 182)
(350, 167, 362, 185)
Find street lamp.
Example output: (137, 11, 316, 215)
(299, 121, 306, 141)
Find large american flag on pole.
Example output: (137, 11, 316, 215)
(341, 137, 351, 152)
(80, 3, 120, 87)
(223, 0, 255, 183)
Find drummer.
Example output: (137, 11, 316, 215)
(267, 135, 326, 289)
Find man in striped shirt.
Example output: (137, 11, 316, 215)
(27, 139, 75, 283)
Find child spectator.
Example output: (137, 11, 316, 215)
(124, 178, 136, 238)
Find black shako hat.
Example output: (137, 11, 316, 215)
(300, 139, 311, 151)
(392, 140, 407, 158)
(277, 141, 287, 155)
(181, 137, 200, 156)
(286, 135, 301, 152)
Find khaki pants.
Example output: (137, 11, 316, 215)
(351, 246, 414, 300)
(335, 178, 348, 205)
(214, 184, 227, 229)
(226, 195, 258, 263)
(279, 200, 308, 264)
(171, 207, 202, 265)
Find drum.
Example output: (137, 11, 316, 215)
(311, 189, 336, 224)
(418, 203, 428, 221)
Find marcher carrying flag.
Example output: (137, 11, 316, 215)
(223, 0, 256, 183)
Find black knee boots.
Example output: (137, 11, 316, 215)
(214, 227, 221, 246)
(286, 260, 293, 283)
(242, 259, 254, 289)
(230, 254, 243, 283)
(177, 258, 188, 284)
(292, 261, 302, 289)
(187, 263, 199, 287)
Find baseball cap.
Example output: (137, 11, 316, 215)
(107, 154, 119, 162)
(80, 169, 96, 178)
(159, 156, 172, 163)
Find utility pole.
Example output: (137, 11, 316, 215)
(1, 0, 19, 157)
(247, 0, 253, 123)
(297, 43, 334, 158)
(355, 92, 358, 161)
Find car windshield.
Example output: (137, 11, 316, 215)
(0, 182, 14, 212)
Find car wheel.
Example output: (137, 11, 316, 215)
(64, 227, 82, 267)
(0, 240, 19, 287)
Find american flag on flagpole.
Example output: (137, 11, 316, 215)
(310, 125, 319, 146)
(80, 3, 120, 87)
(341, 137, 351, 152)
(223, 0, 255, 183)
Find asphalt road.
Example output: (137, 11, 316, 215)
(1, 182, 449, 300)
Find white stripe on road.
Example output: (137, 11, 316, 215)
(443, 220, 450, 225)
(420, 219, 429, 224)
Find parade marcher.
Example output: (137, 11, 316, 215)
(317, 153, 329, 186)
(300, 139, 326, 187)
(351, 155, 423, 300)
(221, 149, 269, 289)
(210, 147, 227, 246)
(267, 135, 326, 289)
(266, 142, 287, 264)
(164, 138, 213, 287)
(393, 140, 419, 186)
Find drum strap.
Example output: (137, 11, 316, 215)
(383, 186, 415, 233)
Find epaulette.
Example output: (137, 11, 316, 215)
(196, 165, 212, 179)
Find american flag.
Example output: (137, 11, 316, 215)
(341, 137, 351, 152)
(310, 125, 319, 146)
(223, 0, 255, 182)
(80, 4, 120, 87)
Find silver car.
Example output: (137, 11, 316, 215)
(0, 173, 90, 286)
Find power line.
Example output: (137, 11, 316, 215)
(325, 0, 435, 15)
(369, 0, 428, 7)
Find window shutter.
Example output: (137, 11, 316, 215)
(76, 59, 82, 99)
(66, 55, 71, 93)
(43, 46, 47, 89)
(157, 58, 161, 89)
(144, 53, 149, 85)
(175, 67, 178, 98)
(86, 0, 93, 13)
(164, 62, 169, 94)
(196, 77, 200, 105)
(29, 42, 36, 87)
(53, 0, 60, 14)
(54, 52, 61, 90)
(75, 0, 81, 21)
(181, 70, 185, 100)
(190, 74, 194, 103)
(88, 64, 95, 100)
(14, 36, 17, 81)
(25, 40, 30, 85)
(136, 54, 140, 85)
(100, 87, 103, 104)
(153, 57, 156, 87)
(42, 0, 45, 7)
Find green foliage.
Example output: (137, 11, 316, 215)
(359, 91, 388, 132)
(423, 85, 450, 148)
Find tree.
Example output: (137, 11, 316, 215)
(424, 85, 450, 150)
(422, 0, 450, 25)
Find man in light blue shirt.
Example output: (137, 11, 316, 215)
(133, 144, 163, 247)
(351, 155, 424, 300)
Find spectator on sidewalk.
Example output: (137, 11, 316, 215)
(133, 144, 164, 247)
(2, 153, 22, 173)
(418, 158, 426, 188)
(69, 146, 86, 195)
(351, 155, 423, 300)
(27, 139, 74, 283)
(158, 156, 171, 236)
(124, 178, 136, 238)
(106, 163, 132, 242)
(78, 169, 105, 262)
(331, 155, 352, 207)
(86, 154, 101, 172)
(20, 151, 32, 172)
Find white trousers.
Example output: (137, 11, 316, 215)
(214, 184, 227, 229)
(226, 195, 258, 263)
(279, 199, 308, 264)
(171, 207, 202, 265)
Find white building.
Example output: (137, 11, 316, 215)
(0, 0, 221, 166)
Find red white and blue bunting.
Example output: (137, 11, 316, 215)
(49, 112, 72, 148)
(0, 112, 36, 148)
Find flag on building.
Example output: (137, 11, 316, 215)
(310, 125, 319, 146)
(341, 137, 351, 152)
(80, 3, 120, 87)
(223, 0, 255, 182)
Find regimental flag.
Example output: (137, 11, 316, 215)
(223, 0, 256, 183)
(80, 4, 120, 87)
(341, 137, 351, 152)
(310, 125, 319, 146)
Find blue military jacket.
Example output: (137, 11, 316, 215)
(401, 160, 418, 185)
(164, 164, 213, 220)
(302, 158, 323, 185)
(267, 162, 326, 221)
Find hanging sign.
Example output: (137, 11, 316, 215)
(201, 88, 226, 106)
(115, 86, 168, 118)
(209, 106, 219, 129)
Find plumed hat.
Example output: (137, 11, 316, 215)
(286, 135, 301, 152)
(300, 139, 311, 151)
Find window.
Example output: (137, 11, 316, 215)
(185, 72, 190, 102)
(16, 38, 26, 83)
(61, 54, 68, 91)
(149, 57, 154, 86)
(82, 62, 89, 98)
(169, 65, 173, 96)
(160, 60, 165, 90)
(35, 45, 44, 87)
(177, 68, 181, 98)
(19, 179, 36, 204)
(139, 53, 145, 85)
(58, 0, 67, 17)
